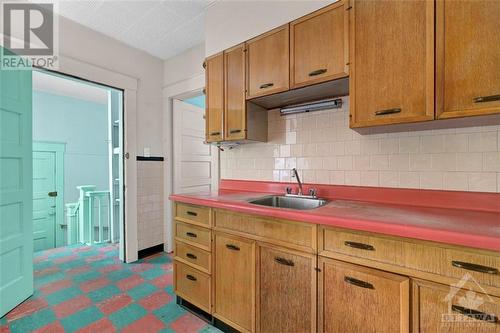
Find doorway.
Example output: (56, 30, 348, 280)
(32, 70, 125, 256)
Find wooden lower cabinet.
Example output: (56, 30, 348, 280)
(318, 257, 409, 333)
(214, 233, 255, 332)
(257, 244, 316, 333)
(413, 279, 500, 333)
(174, 261, 211, 313)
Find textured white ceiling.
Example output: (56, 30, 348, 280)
(33, 70, 109, 104)
(52, 0, 215, 60)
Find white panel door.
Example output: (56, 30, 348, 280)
(173, 99, 218, 194)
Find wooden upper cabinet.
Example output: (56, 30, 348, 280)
(436, 0, 500, 119)
(214, 233, 255, 332)
(257, 244, 316, 333)
(224, 44, 247, 141)
(205, 53, 224, 142)
(246, 25, 290, 99)
(318, 258, 409, 333)
(290, 1, 349, 89)
(349, 0, 435, 128)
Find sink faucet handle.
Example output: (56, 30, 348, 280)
(309, 188, 317, 197)
(285, 187, 292, 194)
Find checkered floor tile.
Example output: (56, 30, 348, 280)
(0, 244, 221, 333)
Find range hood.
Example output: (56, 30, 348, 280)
(248, 77, 349, 110)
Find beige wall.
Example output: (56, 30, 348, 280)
(163, 43, 205, 87)
(221, 97, 500, 192)
(205, 0, 332, 56)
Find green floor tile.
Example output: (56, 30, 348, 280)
(8, 308, 56, 333)
(127, 283, 158, 300)
(107, 268, 132, 281)
(87, 285, 121, 303)
(109, 303, 147, 328)
(60, 306, 103, 332)
(72, 270, 101, 283)
(153, 303, 185, 324)
(46, 287, 82, 305)
(139, 267, 164, 280)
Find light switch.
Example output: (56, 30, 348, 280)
(144, 147, 150, 157)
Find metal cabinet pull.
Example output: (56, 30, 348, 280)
(226, 244, 240, 251)
(452, 305, 498, 323)
(229, 129, 242, 134)
(274, 257, 294, 267)
(186, 274, 197, 281)
(344, 241, 375, 251)
(473, 94, 500, 103)
(375, 108, 401, 116)
(186, 211, 198, 216)
(210, 131, 221, 136)
(344, 276, 374, 289)
(186, 253, 197, 260)
(186, 232, 197, 238)
(451, 261, 498, 274)
(309, 68, 327, 76)
(259, 83, 274, 89)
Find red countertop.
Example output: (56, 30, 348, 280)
(169, 180, 500, 252)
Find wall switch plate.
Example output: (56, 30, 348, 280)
(144, 147, 150, 157)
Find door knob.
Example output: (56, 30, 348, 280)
(48, 191, 58, 197)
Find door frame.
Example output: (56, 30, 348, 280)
(163, 73, 219, 253)
(38, 55, 139, 263)
(33, 141, 66, 248)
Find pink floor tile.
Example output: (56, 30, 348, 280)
(138, 291, 172, 311)
(130, 263, 151, 273)
(116, 274, 145, 291)
(33, 321, 65, 333)
(0, 325, 11, 333)
(170, 313, 207, 333)
(84, 254, 106, 263)
(34, 266, 60, 277)
(39, 279, 73, 295)
(121, 314, 165, 333)
(99, 264, 122, 274)
(6, 298, 48, 322)
(53, 295, 92, 319)
(80, 277, 110, 293)
(66, 266, 91, 276)
(54, 254, 78, 264)
(97, 294, 133, 315)
(75, 318, 116, 333)
(150, 273, 173, 289)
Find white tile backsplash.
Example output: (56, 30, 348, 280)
(220, 97, 500, 192)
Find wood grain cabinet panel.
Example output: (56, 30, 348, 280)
(290, 0, 349, 88)
(436, 0, 500, 119)
(174, 261, 211, 313)
(349, 0, 435, 127)
(246, 25, 290, 99)
(214, 233, 255, 332)
(205, 53, 224, 142)
(175, 203, 211, 227)
(412, 279, 500, 333)
(175, 222, 211, 251)
(319, 258, 409, 333)
(175, 241, 211, 274)
(224, 44, 247, 141)
(257, 244, 316, 333)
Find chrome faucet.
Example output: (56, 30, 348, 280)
(291, 168, 303, 196)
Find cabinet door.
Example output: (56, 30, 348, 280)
(290, 1, 349, 88)
(214, 233, 255, 332)
(412, 279, 500, 333)
(257, 244, 316, 333)
(350, 0, 434, 127)
(224, 44, 246, 141)
(436, 1, 500, 119)
(319, 258, 409, 333)
(205, 53, 224, 142)
(246, 25, 290, 99)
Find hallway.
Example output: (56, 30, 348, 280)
(0, 245, 220, 333)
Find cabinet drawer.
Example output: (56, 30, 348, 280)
(215, 209, 316, 253)
(320, 226, 404, 266)
(175, 203, 211, 227)
(175, 222, 211, 251)
(175, 241, 211, 274)
(174, 261, 211, 313)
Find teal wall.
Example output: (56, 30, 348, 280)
(184, 95, 205, 109)
(32, 91, 109, 205)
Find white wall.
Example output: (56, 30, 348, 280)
(59, 16, 164, 156)
(205, 0, 332, 56)
(164, 43, 205, 87)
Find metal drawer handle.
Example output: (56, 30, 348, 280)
(451, 261, 498, 274)
(274, 257, 294, 267)
(473, 94, 500, 103)
(186, 232, 197, 238)
(186, 274, 197, 281)
(344, 276, 374, 289)
(375, 108, 401, 116)
(210, 131, 220, 136)
(186, 253, 197, 260)
(226, 244, 240, 251)
(259, 83, 274, 89)
(309, 68, 327, 76)
(186, 211, 198, 217)
(452, 305, 498, 323)
(344, 241, 375, 251)
(229, 129, 242, 134)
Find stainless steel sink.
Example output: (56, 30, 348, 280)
(247, 195, 328, 210)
